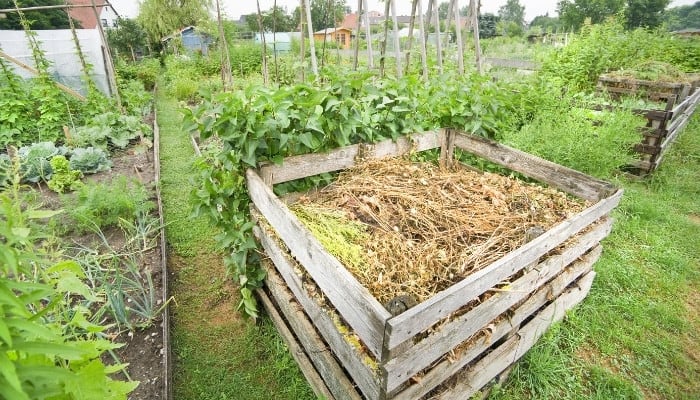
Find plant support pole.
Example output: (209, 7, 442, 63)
(379, 0, 391, 77)
(434, 0, 443, 73)
(390, 0, 402, 78)
(404, 0, 418, 75)
(90, 0, 120, 108)
(453, 0, 464, 74)
(353, 0, 362, 70)
(303, 0, 318, 75)
(363, 0, 373, 68)
(471, 0, 482, 74)
(418, 0, 428, 79)
(256, 0, 269, 85)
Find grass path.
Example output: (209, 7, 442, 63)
(157, 90, 315, 400)
(492, 115, 700, 399)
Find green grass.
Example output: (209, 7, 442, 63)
(489, 115, 700, 399)
(157, 89, 315, 400)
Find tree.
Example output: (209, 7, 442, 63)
(0, 0, 74, 30)
(530, 13, 562, 33)
(245, 6, 295, 33)
(478, 13, 500, 38)
(107, 18, 147, 61)
(438, 1, 449, 20)
(625, 0, 670, 29)
(137, 0, 212, 45)
(498, 0, 525, 36)
(557, 0, 625, 31)
(663, 1, 700, 30)
(293, 0, 347, 31)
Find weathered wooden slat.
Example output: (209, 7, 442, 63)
(382, 223, 608, 392)
(453, 133, 616, 202)
(633, 143, 661, 155)
(598, 76, 686, 89)
(259, 262, 365, 400)
(670, 88, 700, 119)
(247, 170, 392, 359)
(437, 270, 596, 400)
(384, 189, 621, 350)
(254, 225, 381, 399)
(256, 286, 338, 400)
(392, 247, 598, 400)
(654, 94, 700, 170)
(258, 131, 441, 185)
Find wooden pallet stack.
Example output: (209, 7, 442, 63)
(247, 130, 622, 400)
(597, 75, 700, 174)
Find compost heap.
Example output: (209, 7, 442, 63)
(291, 157, 589, 306)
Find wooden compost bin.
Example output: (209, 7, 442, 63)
(597, 74, 692, 104)
(247, 130, 622, 400)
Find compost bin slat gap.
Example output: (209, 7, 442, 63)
(382, 220, 610, 393)
(253, 224, 381, 399)
(256, 282, 347, 400)
(247, 169, 390, 358)
(439, 271, 597, 400)
(385, 188, 622, 350)
(453, 132, 615, 201)
(259, 130, 442, 185)
(392, 250, 599, 400)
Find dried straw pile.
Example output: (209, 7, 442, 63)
(292, 157, 588, 306)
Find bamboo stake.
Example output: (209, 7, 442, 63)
(353, 0, 362, 70)
(256, 0, 269, 85)
(434, 0, 443, 73)
(417, 0, 428, 79)
(363, 0, 373, 68)
(471, 0, 482, 74)
(299, 0, 305, 81)
(404, 0, 418, 75)
(424, 0, 434, 45)
(90, 0, 120, 107)
(453, 0, 464, 74)
(216, 0, 232, 90)
(390, 0, 402, 78)
(273, 0, 279, 85)
(0, 50, 85, 100)
(379, 0, 391, 77)
(303, 0, 318, 75)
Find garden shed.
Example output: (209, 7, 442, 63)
(162, 26, 212, 55)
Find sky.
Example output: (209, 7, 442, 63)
(111, 0, 697, 23)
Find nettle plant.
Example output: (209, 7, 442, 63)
(185, 69, 510, 317)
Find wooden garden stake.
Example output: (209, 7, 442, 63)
(273, 0, 280, 85)
(302, 0, 318, 75)
(90, 0, 120, 107)
(353, 0, 362, 70)
(256, 0, 269, 85)
(418, 0, 429, 79)
(404, 0, 419, 75)
(379, 0, 391, 77)
(390, 0, 402, 78)
(470, 0, 482, 74)
(453, 0, 464, 74)
(363, 0, 373, 68)
(216, 0, 232, 90)
(299, 0, 305, 81)
(434, 0, 443, 73)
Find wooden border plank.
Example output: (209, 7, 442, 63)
(384, 189, 621, 350)
(392, 247, 598, 400)
(254, 225, 382, 399)
(256, 287, 338, 400)
(453, 132, 616, 201)
(259, 131, 441, 185)
(438, 270, 596, 400)
(382, 223, 608, 392)
(247, 169, 392, 359)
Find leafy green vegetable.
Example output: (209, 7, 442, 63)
(48, 155, 83, 193)
(17, 142, 67, 183)
(69, 147, 112, 175)
(68, 125, 111, 149)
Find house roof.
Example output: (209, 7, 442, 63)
(340, 13, 358, 29)
(67, 0, 103, 29)
(314, 27, 352, 35)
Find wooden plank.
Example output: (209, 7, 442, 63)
(654, 93, 700, 170)
(254, 225, 382, 399)
(634, 143, 661, 155)
(247, 169, 391, 359)
(256, 287, 338, 400)
(382, 223, 608, 392)
(259, 130, 441, 185)
(392, 247, 598, 400)
(453, 132, 616, 202)
(384, 188, 621, 350)
(438, 270, 596, 400)
(598, 76, 686, 89)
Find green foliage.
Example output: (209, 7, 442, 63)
(479, 13, 501, 38)
(63, 176, 154, 233)
(0, 0, 74, 30)
(68, 125, 111, 149)
(184, 70, 512, 317)
(557, 0, 626, 31)
(229, 43, 264, 76)
(663, 1, 700, 30)
(137, 0, 213, 45)
(625, 0, 671, 29)
(245, 6, 296, 33)
(69, 147, 112, 175)
(293, 0, 348, 31)
(116, 57, 161, 92)
(530, 13, 562, 33)
(47, 155, 83, 193)
(540, 20, 700, 91)
(0, 171, 137, 400)
(107, 17, 147, 61)
(498, 0, 526, 36)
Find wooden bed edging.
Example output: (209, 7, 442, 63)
(253, 224, 382, 400)
(382, 219, 611, 392)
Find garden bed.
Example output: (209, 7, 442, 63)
(247, 130, 621, 399)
